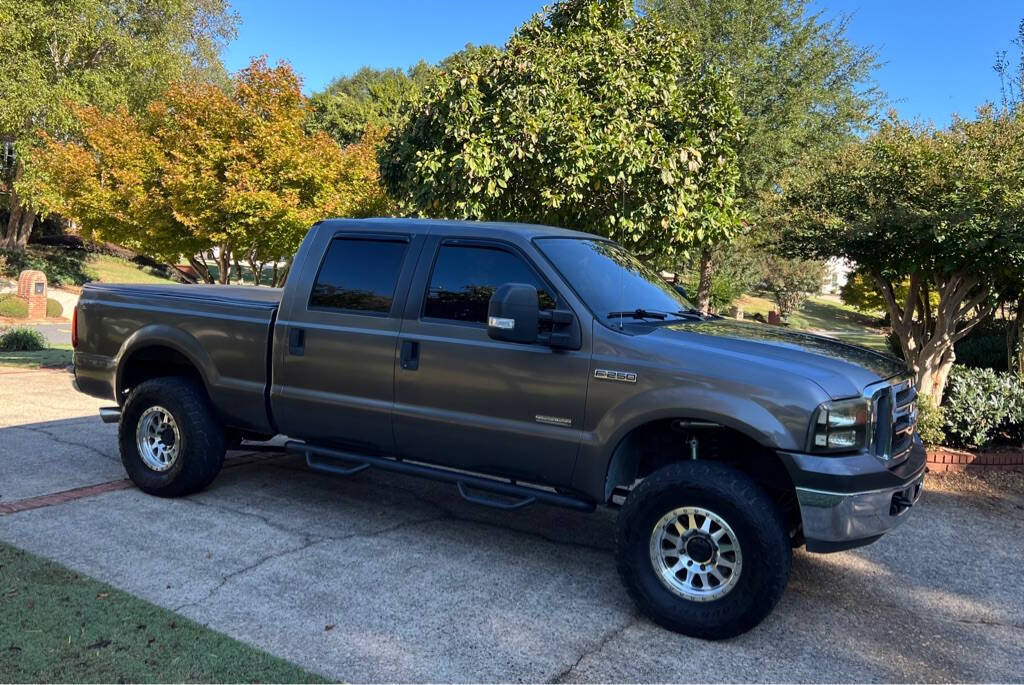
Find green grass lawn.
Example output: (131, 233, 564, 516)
(87, 254, 174, 284)
(0, 344, 73, 369)
(0, 541, 324, 683)
(735, 294, 890, 352)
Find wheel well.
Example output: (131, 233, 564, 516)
(119, 345, 203, 401)
(606, 418, 802, 540)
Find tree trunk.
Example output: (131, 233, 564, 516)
(917, 345, 955, 403)
(2, 160, 33, 252)
(873, 269, 994, 404)
(1013, 296, 1024, 376)
(271, 261, 279, 288)
(695, 247, 714, 314)
(217, 244, 230, 285)
(186, 256, 214, 284)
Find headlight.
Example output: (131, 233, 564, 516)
(808, 398, 873, 453)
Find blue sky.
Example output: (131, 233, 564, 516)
(222, 1, 1024, 126)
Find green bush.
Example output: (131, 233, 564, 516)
(942, 366, 1024, 448)
(915, 398, 946, 446)
(0, 326, 47, 351)
(0, 247, 95, 286)
(954, 318, 1008, 371)
(45, 298, 63, 317)
(0, 295, 28, 318)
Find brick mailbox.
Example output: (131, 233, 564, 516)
(17, 270, 47, 320)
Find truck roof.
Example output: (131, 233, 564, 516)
(318, 217, 603, 242)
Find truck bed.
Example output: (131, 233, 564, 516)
(73, 283, 282, 434)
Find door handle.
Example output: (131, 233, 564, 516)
(288, 327, 305, 356)
(400, 340, 419, 370)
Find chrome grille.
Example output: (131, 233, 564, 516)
(872, 377, 917, 461)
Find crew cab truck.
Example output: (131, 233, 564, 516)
(72, 218, 925, 639)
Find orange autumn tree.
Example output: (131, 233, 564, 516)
(28, 58, 392, 284)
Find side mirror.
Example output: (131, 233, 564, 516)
(488, 283, 540, 344)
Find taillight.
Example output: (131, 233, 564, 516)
(71, 305, 78, 348)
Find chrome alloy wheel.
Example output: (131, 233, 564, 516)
(135, 406, 181, 472)
(649, 506, 742, 602)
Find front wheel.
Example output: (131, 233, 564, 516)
(118, 377, 226, 497)
(615, 461, 791, 640)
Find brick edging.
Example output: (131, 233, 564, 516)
(927, 446, 1024, 473)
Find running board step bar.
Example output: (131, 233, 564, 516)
(285, 440, 595, 513)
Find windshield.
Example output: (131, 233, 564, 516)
(535, 238, 695, 321)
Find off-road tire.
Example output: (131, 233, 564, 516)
(118, 377, 226, 497)
(616, 461, 791, 640)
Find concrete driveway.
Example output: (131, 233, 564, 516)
(1, 367, 1022, 682)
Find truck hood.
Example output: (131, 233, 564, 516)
(650, 318, 907, 399)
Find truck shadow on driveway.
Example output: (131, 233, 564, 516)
(1, 417, 1022, 682)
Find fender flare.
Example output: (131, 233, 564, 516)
(582, 386, 800, 502)
(114, 324, 217, 403)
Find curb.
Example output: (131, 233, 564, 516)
(927, 446, 1024, 473)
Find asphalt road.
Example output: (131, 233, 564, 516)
(6, 322, 73, 346)
(1, 367, 1022, 682)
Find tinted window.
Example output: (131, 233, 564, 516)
(424, 244, 555, 323)
(309, 238, 408, 313)
(535, 238, 693, 318)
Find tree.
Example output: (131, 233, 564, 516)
(994, 17, 1024, 375)
(27, 59, 393, 284)
(758, 255, 826, 319)
(307, 44, 502, 147)
(381, 0, 743, 269)
(307, 63, 437, 146)
(646, 0, 882, 311)
(777, 112, 1024, 403)
(0, 0, 237, 252)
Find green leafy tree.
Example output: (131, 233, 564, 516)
(381, 0, 743, 271)
(758, 255, 826, 319)
(0, 0, 237, 252)
(994, 18, 1024, 375)
(307, 63, 437, 146)
(777, 111, 1024, 403)
(308, 44, 502, 146)
(27, 59, 393, 284)
(646, 0, 882, 311)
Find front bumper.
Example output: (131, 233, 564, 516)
(780, 439, 927, 553)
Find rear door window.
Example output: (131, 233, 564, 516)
(309, 237, 409, 314)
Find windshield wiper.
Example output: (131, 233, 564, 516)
(606, 309, 674, 320)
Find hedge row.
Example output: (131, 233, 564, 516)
(0, 294, 64, 318)
(932, 366, 1024, 449)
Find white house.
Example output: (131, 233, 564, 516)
(820, 257, 854, 295)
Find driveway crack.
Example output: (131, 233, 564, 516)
(551, 612, 641, 683)
(14, 423, 118, 463)
(173, 536, 325, 612)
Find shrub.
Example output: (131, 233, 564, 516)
(0, 326, 47, 351)
(46, 298, 63, 317)
(0, 295, 28, 318)
(915, 398, 946, 446)
(954, 318, 1008, 371)
(0, 247, 95, 286)
(942, 366, 1024, 448)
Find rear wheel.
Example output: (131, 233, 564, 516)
(119, 377, 226, 497)
(616, 461, 790, 639)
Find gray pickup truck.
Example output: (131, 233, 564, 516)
(72, 218, 924, 639)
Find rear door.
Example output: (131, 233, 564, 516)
(271, 229, 421, 452)
(393, 237, 591, 486)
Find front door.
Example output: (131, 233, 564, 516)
(393, 239, 591, 486)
